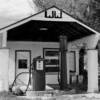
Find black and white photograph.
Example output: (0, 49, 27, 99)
(0, 0, 100, 99)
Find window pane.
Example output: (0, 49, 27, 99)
(18, 59, 27, 69)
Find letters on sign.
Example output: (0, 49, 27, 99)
(45, 9, 62, 18)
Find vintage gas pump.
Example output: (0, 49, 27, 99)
(32, 56, 45, 91)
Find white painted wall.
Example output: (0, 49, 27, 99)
(7, 34, 100, 86)
(68, 34, 100, 50)
(87, 50, 98, 92)
(7, 41, 59, 85)
(68, 34, 100, 76)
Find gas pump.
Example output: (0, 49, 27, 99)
(32, 56, 45, 91)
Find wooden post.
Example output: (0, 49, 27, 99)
(2, 31, 7, 48)
(0, 31, 9, 91)
(0, 31, 7, 48)
(75, 50, 79, 75)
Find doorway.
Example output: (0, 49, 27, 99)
(15, 50, 31, 85)
(79, 46, 87, 90)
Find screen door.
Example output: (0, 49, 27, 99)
(15, 50, 31, 85)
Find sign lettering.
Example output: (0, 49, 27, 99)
(45, 9, 62, 18)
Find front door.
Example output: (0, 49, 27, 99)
(66, 51, 76, 84)
(15, 50, 31, 85)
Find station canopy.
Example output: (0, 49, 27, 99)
(1, 6, 98, 42)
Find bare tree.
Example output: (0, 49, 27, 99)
(88, 0, 100, 32)
(31, 0, 100, 32)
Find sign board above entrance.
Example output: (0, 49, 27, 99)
(45, 7, 62, 18)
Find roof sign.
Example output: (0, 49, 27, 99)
(45, 7, 62, 18)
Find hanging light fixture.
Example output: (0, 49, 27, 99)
(39, 28, 48, 31)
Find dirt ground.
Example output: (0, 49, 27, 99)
(1, 91, 100, 100)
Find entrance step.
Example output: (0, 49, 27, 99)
(26, 90, 65, 97)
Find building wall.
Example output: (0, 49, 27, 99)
(7, 41, 59, 85)
(68, 34, 100, 75)
(7, 34, 99, 85)
(68, 34, 99, 50)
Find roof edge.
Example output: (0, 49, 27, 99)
(0, 5, 99, 36)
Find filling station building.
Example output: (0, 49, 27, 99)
(0, 6, 100, 92)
